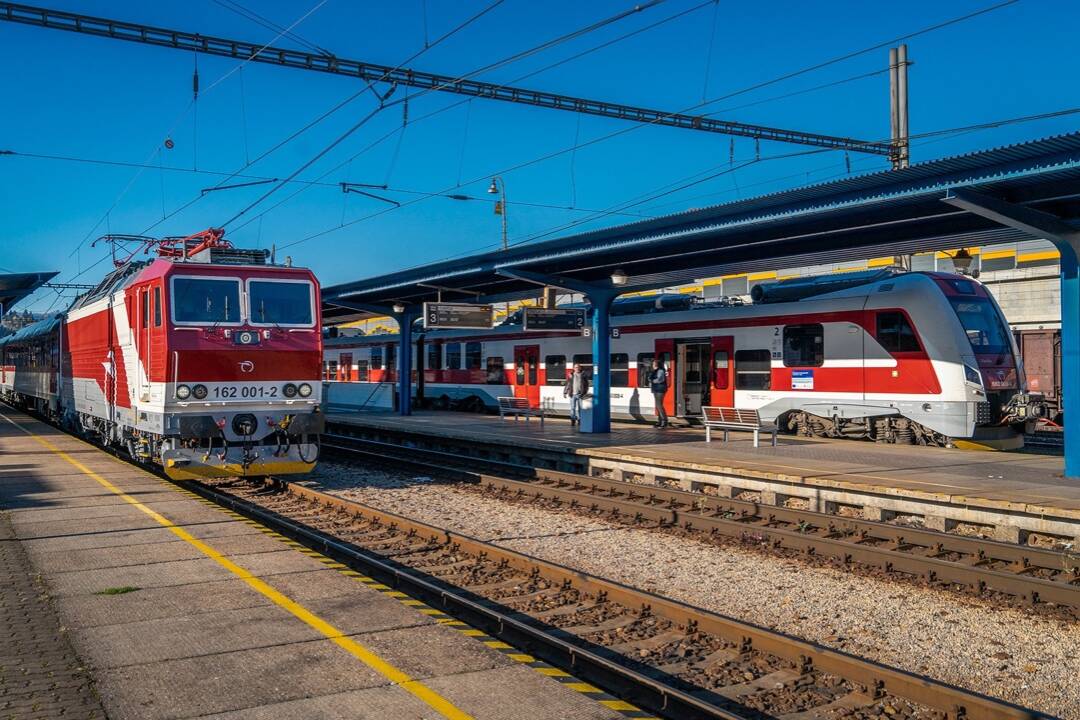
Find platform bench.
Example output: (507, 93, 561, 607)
(497, 396, 545, 425)
(701, 406, 777, 447)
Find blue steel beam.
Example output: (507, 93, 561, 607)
(942, 189, 1080, 479)
(498, 268, 621, 433)
(394, 309, 418, 417)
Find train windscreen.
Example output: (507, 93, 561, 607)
(948, 297, 1011, 355)
(172, 277, 241, 324)
(249, 280, 314, 326)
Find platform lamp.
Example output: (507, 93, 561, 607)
(948, 248, 979, 277)
(611, 269, 629, 286)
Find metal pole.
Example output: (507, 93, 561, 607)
(499, 180, 509, 251)
(396, 312, 414, 416)
(584, 291, 615, 433)
(889, 47, 900, 170)
(897, 44, 910, 169)
(1060, 244, 1079, 479)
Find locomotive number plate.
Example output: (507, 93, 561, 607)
(211, 385, 279, 399)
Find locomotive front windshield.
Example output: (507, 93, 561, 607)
(949, 297, 1011, 355)
(249, 280, 314, 326)
(172, 278, 241, 324)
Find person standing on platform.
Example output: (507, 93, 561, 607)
(563, 363, 589, 427)
(648, 358, 669, 428)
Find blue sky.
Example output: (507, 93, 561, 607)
(1, 0, 1076, 313)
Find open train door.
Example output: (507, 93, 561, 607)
(513, 344, 540, 408)
(654, 338, 675, 420)
(710, 336, 734, 407)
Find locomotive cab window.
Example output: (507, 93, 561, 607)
(782, 324, 824, 367)
(153, 287, 162, 326)
(876, 311, 921, 353)
(545, 355, 566, 385)
(171, 277, 241, 325)
(248, 279, 314, 326)
(735, 349, 772, 390)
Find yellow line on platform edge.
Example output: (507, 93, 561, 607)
(2, 414, 474, 720)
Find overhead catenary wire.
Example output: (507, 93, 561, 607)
(138, 0, 508, 237)
(273, 0, 1025, 253)
(219, 1, 666, 228)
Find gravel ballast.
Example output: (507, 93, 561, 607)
(308, 461, 1080, 718)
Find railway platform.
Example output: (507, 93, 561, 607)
(0, 410, 637, 720)
(326, 410, 1078, 546)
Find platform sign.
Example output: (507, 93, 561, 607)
(423, 302, 494, 330)
(523, 307, 586, 332)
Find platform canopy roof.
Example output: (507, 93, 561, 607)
(0, 272, 57, 314)
(322, 132, 1080, 324)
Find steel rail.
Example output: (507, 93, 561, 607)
(192, 475, 1051, 719)
(321, 433, 1080, 611)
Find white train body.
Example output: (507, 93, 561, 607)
(324, 271, 1045, 445)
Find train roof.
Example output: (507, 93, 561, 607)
(0, 313, 63, 348)
(323, 271, 970, 347)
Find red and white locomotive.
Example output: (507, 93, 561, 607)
(0, 229, 324, 477)
(324, 269, 1046, 448)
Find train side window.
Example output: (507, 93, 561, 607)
(876, 311, 921, 352)
(465, 342, 482, 370)
(636, 353, 654, 388)
(572, 354, 593, 379)
(782, 324, 824, 367)
(610, 353, 629, 387)
(386, 345, 396, 373)
(735, 350, 772, 390)
(326, 360, 338, 380)
(446, 343, 461, 370)
(426, 343, 441, 370)
(153, 287, 162, 326)
(713, 351, 729, 390)
(370, 347, 383, 370)
(141, 289, 149, 328)
(545, 355, 566, 385)
(487, 357, 506, 385)
(356, 360, 370, 382)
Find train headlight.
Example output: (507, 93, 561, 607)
(175, 384, 191, 400)
(298, 383, 313, 398)
(193, 384, 209, 400)
(964, 365, 982, 386)
(283, 383, 298, 398)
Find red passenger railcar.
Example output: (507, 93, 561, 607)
(0, 229, 324, 478)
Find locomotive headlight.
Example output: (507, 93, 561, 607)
(192, 384, 209, 400)
(964, 364, 983, 386)
(175, 384, 191, 400)
(298, 383, 313, 398)
(283, 383, 298, 398)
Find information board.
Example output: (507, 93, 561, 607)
(423, 302, 494, 330)
(522, 307, 586, 332)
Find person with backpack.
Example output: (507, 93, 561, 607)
(563, 363, 590, 426)
(648, 358, 669, 428)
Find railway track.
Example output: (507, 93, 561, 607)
(191, 473, 1053, 720)
(321, 433, 1080, 616)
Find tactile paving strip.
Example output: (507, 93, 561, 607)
(0, 513, 105, 720)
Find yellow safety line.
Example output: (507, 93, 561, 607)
(3, 415, 473, 720)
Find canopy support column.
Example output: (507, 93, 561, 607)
(392, 310, 418, 416)
(585, 290, 617, 434)
(943, 188, 1080, 479)
(497, 268, 624, 433)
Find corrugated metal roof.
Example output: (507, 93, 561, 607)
(323, 132, 1080, 317)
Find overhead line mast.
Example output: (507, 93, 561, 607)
(0, 2, 897, 159)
